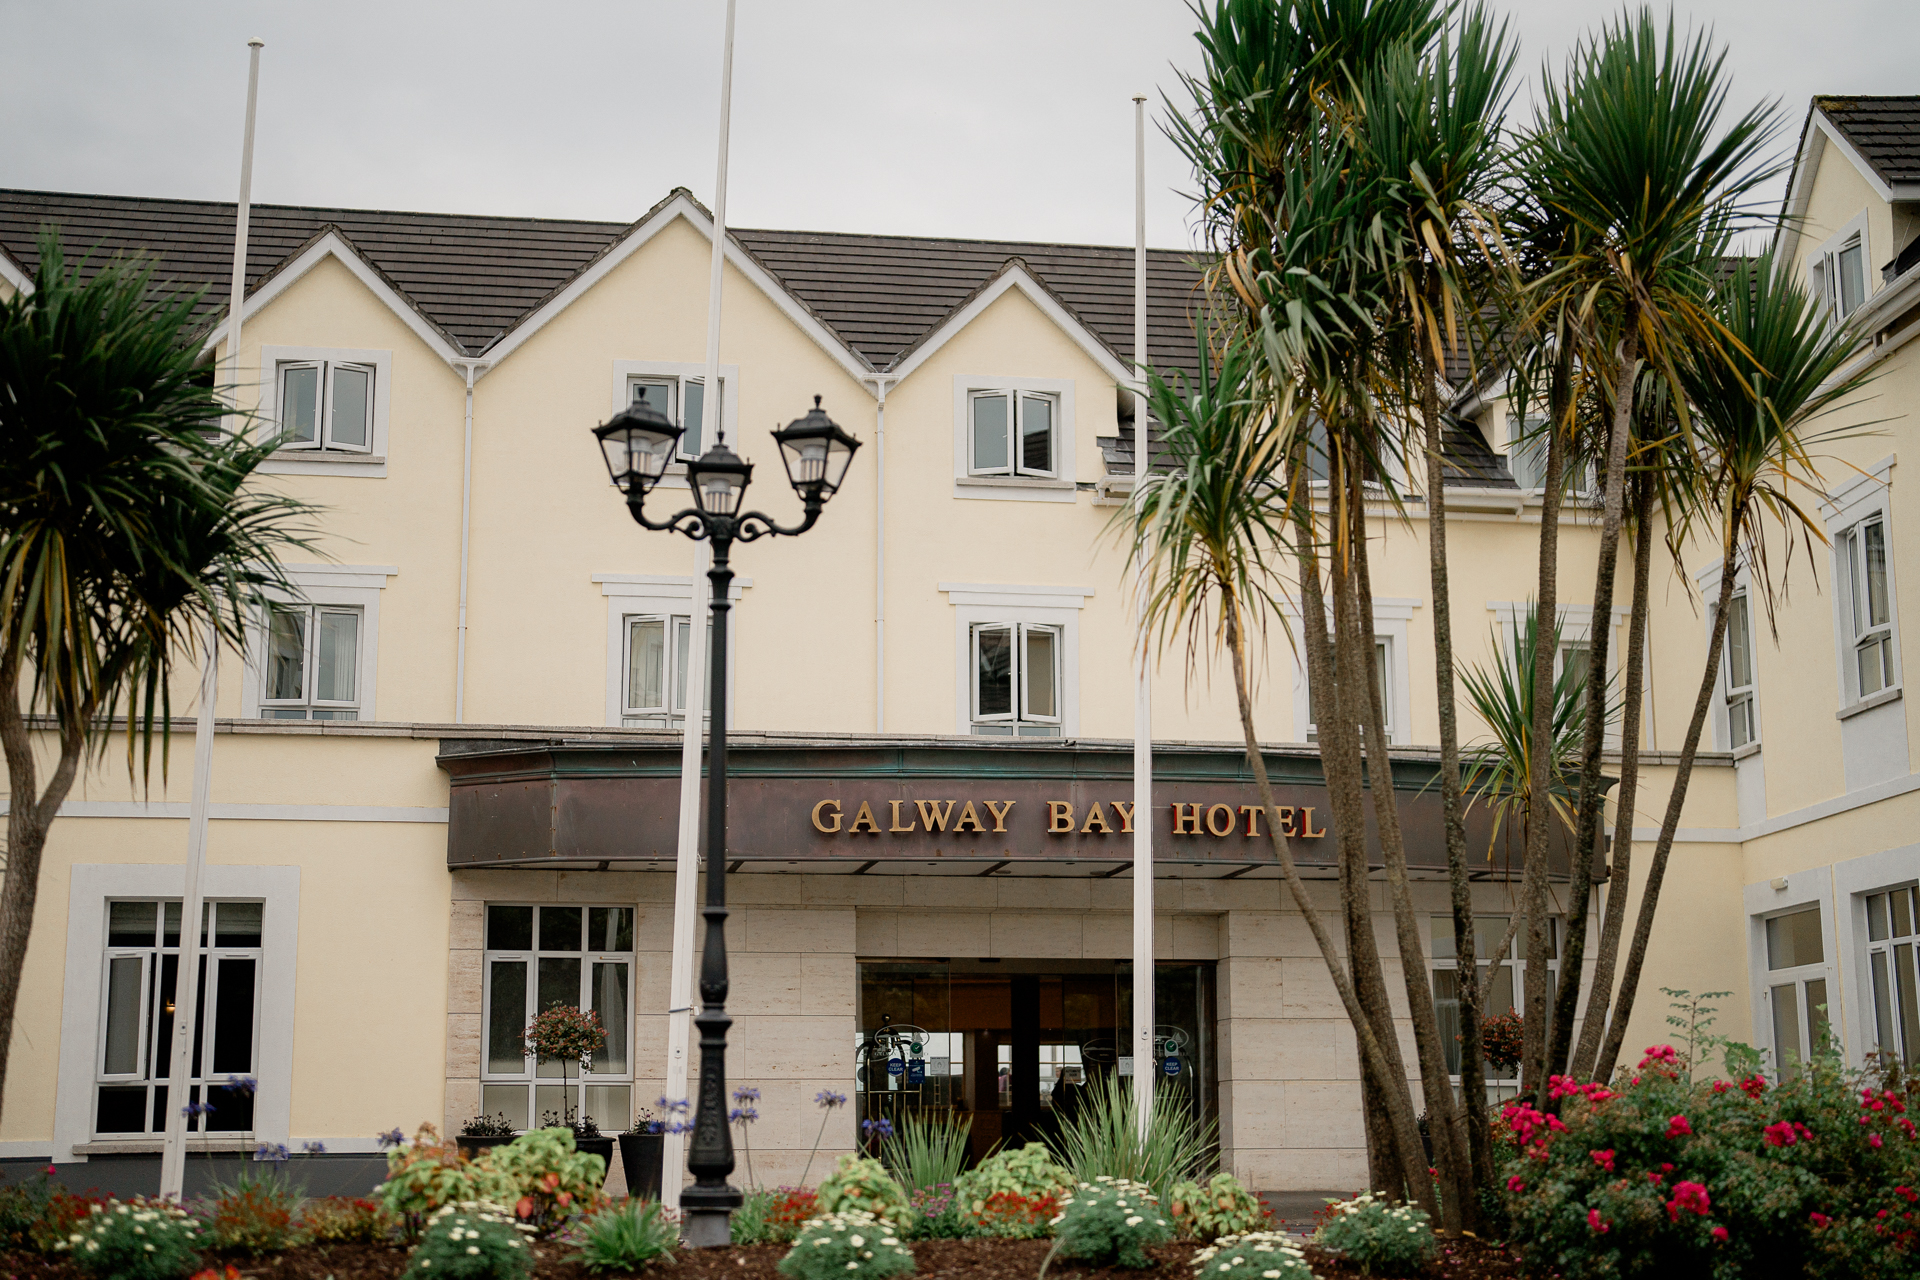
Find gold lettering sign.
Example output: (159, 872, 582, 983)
(811, 799, 842, 833)
(806, 798, 1325, 838)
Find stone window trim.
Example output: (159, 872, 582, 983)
(1284, 597, 1419, 747)
(1696, 559, 1761, 753)
(240, 565, 396, 722)
(940, 583, 1091, 737)
(1808, 206, 1873, 325)
(1834, 843, 1920, 1066)
(609, 360, 740, 491)
(53, 864, 299, 1164)
(255, 345, 393, 478)
(594, 573, 748, 729)
(1743, 869, 1839, 1083)
(1823, 456, 1900, 711)
(950, 375, 1077, 503)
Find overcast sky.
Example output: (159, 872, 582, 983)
(2, 1, 1912, 251)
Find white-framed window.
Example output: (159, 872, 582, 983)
(1291, 599, 1417, 745)
(951, 377, 1077, 501)
(596, 575, 744, 730)
(970, 622, 1062, 736)
(1840, 514, 1897, 701)
(1723, 590, 1758, 750)
(620, 613, 713, 729)
(1507, 414, 1547, 492)
(1429, 913, 1559, 1101)
(242, 566, 392, 723)
(1864, 883, 1920, 1068)
(629, 374, 725, 462)
(480, 904, 635, 1133)
(93, 899, 263, 1138)
(1810, 210, 1871, 323)
(1305, 638, 1392, 740)
(1763, 904, 1832, 1081)
(257, 346, 392, 477)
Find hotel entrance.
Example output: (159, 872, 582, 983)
(855, 959, 1215, 1162)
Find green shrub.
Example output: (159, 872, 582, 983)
(381, 1124, 517, 1239)
(1498, 1043, 1920, 1280)
(881, 1113, 971, 1194)
(1189, 1231, 1317, 1280)
(1310, 1192, 1437, 1276)
(1168, 1173, 1269, 1241)
(1046, 1177, 1173, 1272)
(55, 1199, 203, 1280)
(776, 1209, 914, 1280)
(0, 1165, 61, 1250)
(208, 1167, 299, 1255)
(299, 1195, 393, 1244)
(477, 1127, 606, 1236)
(576, 1197, 677, 1273)
(970, 1191, 1060, 1240)
(817, 1154, 914, 1231)
(403, 1202, 535, 1280)
(903, 1184, 968, 1241)
(736, 1187, 821, 1246)
(953, 1142, 1074, 1222)
(1049, 1076, 1216, 1204)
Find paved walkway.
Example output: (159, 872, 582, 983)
(1258, 1190, 1354, 1233)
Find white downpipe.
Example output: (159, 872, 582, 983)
(868, 376, 893, 732)
(662, 0, 737, 1210)
(160, 37, 262, 1201)
(1129, 93, 1155, 1145)
(454, 360, 485, 722)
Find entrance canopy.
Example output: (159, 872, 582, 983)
(438, 734, 1574, 880)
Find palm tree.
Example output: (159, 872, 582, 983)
(1511, 6, 1776, 1094)
(1582, 252, 1877, 1079)
(0, 231, 318, 1120)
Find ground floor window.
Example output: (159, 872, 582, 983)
(1430, 913, 1558, 1101)
(1864, 884, 1920, 1067)
(481, 904, 634, 1132)
(1763, 904, 1831, 1080)
(95, 899, 262, 1137)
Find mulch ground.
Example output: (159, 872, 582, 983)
(0, 1234, 1530, 1280)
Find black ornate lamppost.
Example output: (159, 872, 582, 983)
(593, 396, 860, 1246)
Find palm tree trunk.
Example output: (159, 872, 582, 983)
(1422, 348, 1494, 1195)
(1222, 592, 1437, 1211)
(1546, 318, 1641, 1100)
(1347, 465, 1472, 1230)
(1566, 477, 1654, 1079)
(0, 658, 88, 1129)
(1517, 341, 1576, 1097)
(1593, 554, 1740, 1080)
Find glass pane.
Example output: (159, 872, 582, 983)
(535, 1084, 571, 1127)
(536, 957, 583, 1077)
(163, 902, 181, 949)
(1486, 964, 1516, 1018)
(1766, 907, 1824, 969)
(1865, 521, 1889, 628)
(683, 379, 706, 457)
(1839, 241, 1865, 316)
(1772, 984, 1803, 1079)
(329, 365, 370, 447)
(1476, 916, 1510, 958)
(583, 1085, 631, 1133)
(1429, 915, 1456, 960)
(1730, 696, 1754, 750)
(1727, 594, 1752, 689)
(206, 1080, 253, 1132)
(96, 1085, 148, 1135)
(1432, 969, 1462, 1075)
(975, 627, 1012, 718)
(1860, 638, 1888, 698)
(1894, 888, 1915, 938)
(588, 907, 633, 952)
(487, 960, 528, 1074)
(487, 905, 533, 951)
(631, 380, 674, 418)
(1898, 944, 1920, 1066)
(971, 394, 1010, 472)
(108, 901, 157, 949)
(673, 618, 710, 716)
(1806, 978, 1830, 1055)
(315, 612, 358, 703)
(214, 902, 262, 948)
(481, 1084, 530, 1132)
(103, 957, 145, 1075)
(267, 609, 307, 701)
(540, 907, 582, 953)
(152, 953, 177, 1078)
(627, 619, 666, 712)
(1019, 395, 1053, 474)
(1024, 628, 1057, 719)
(1873, 949, 1896, 1053)
(1560, 644, 1591, 694)
(281, 365, 319, 443)
(591, 962, 629, 1075)
(210, 957, 255, 1074)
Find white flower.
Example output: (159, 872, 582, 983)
(1264, 1272, 1282, 1278)
(846, 1264, 859, 1272)
(849, 1235, 865, 1247)
(1126, 1216, 1143, 1226)
(468, 1246, 482, 1255)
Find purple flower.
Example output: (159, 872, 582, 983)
(226, 1075, 258, 1097)
(733, 1086, 761, 1103)
(181, 1101, 214, 1118)
(253, 1142, 290, 1163)
(376, 1128, 406, 1150)
(815, 1090, 848, 1109)
(730, 1107, 759, 1125)
(656, 1096, 691, 1115)
(862, 1118, 894, 1139)
(301, 1141, 327, 1155)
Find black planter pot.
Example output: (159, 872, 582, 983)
(455, 1134, 515, 1160)
(616, 1131, 665, 1201)
(576, 1135, 616, 1180)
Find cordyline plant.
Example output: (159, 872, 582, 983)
(0, 230, 318, 1127)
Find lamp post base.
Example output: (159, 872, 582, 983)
(679, 1184, 743, 1248)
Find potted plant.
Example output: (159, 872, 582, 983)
(523, 1005, 616, 1175)
(539, 1107, 615, 1175)
(455, 1111, 517, 1160)
(618, 1099, 688, 1202)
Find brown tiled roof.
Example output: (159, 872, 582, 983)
(1815, 96, 1920, 186)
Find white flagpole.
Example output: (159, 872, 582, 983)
(160, 36, 262, 1200)
(1130, 94, 1155, 1143)
(661, 0, 736, 1210)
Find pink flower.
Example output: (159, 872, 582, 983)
(1711, 1226, 1729, 1243)
(1740, 1076, 1768, 1098)
(1763, 1121, 1799, 1147)
(1591, 1149, 1616, 1172)
(1666, 1182, 1711, 1222)
(1810, 1212, 1831, 1228)
(1507, 1175, 1526, 1193)
(1587, 1208, 1609, 1234)
(1871, 1133, 1884, 1148)
(1712, 1081, 1733, 1094)
(1666, 1115, 1693, 1138)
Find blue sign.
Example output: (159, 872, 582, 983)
(886, 1056, 905, 1076)
(907, 1059, 927, 1085)
(1162, 1055, 1181, 1077)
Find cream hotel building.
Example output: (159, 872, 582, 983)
(1, 93, 1918, 1196)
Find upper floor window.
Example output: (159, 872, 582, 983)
(971, 622, 1061, 736)
(262, 603, 361, 720)
(1865, 885, 1920, 1069)
(1765, 905, 1830, 1081)
(1840, 515, 1896, 700)
(621, 613, 711, 729)
(629, 374, 725, 462)
(1507, 415, 1547, 491)
(1811, 212, 1871, 324)
(969, 389, 1057, 479)
(1306, 638, 1391, 740)
(1724, 590, 1757, 749)
(278, 360, 373, 452)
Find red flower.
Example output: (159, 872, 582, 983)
(1810, 1212, 1831, 1228)
(1506, 1175, 1526, 1193)
(1871, 1133, 1885, 1148)
(1665, 1115, 1693, 1138)
(1896, 1186, 1917, 1203)
(1712, 1081, 1733, 1094)
(1587, 1208, 1609, 1234)
(1763, 1121, 1799, 1147)
(1591, 1149, 1616, 1172)
(1711, 1226, 1729, 1243)
(1740, 1076, 1768, 1098)
(1666, 1182, 1711, 1222)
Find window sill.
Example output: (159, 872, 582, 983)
(1837, 686, 1903, 720)
(259, 450, 388, 478)
(953, 475, 1076, 504)
(73, 1137, 256, 1156)
(1732, 741, 1763, 761)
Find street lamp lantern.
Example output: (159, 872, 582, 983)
(593, 397, 858, 1248)
(594, 402, 682, 497)
(772, 395, 861, 499)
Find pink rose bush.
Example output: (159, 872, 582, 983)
(1496, 1051, 1920, 1279)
